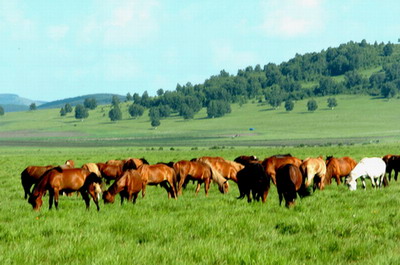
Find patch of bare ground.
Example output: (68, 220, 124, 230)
(0, 130, 87, 138)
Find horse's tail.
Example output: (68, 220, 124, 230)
(203, 161, 228, 194)
(170, 167, 178, 196)
(21, 168, 31, 199)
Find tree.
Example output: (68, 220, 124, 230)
(151, 117, 160, 128)
(381, 82, 397, 98)
(128, 104, 145, 118)
(179, 104, 195, 120)
(307, 99, 318, 112)
(126, 93, 133, 101)
(75, 104, 89, 120)
(64, 103, 72, 113)
(327, 97, 338, 109)
(84, 98, 97, 110)
(111, 95, 120, 107)
(207, 100, 231, 118)
(29, 103, 37, 111)
(60, 107, 66, 116)
(284, 100, 294, 111)
(157, 89, 164, 97)
(0, 105, 4, 116)
(383, 43, 394, 56)
(109, 106, 122, 121)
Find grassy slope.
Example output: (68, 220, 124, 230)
(2, 145, 400, 264)
(0, 95, 399, 146)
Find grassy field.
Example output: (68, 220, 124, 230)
(1, 144, 400, 264)
(0, 95, 400, 147)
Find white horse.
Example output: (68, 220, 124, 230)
(346, 157, 386, 191)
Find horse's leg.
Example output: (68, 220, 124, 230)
(361, 178, 366, 190)
(132, 193, 138, 204)
(278, 191, 283, 206)
(395, 170, 398, 181)
(168, 179, 177, 199)
(178, 176, 186, 196)
(195, 181, 202, 196)
(48, 189, 54, 210)
(204, 179, 210, 196)
(141, 182, 147, 198)
(54, 189, 60, 210)
(88, 190, 100, 211)
(370, 177, 377, 189)
(80, 191, 90, 210)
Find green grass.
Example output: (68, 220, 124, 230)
(1, 95, 400, 147)
(1, 144, 400, 264)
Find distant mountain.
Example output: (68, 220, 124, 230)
(38, 93, 126, 109)
(0, 94, 47, 112)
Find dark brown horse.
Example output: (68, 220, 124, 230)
(96, 163, 123, 184)
(383, 154, 400, 181)
(21, 160, 75, 199)
(103, 170, 143, 205)
(236, 163, 270, 203)
(234, 155, 260, 165)
(28, 168, 102, 211)
(136, 163, 177, 199)
(325, 156, 357, 185)
(276, 164, 310, 207)
(261, 155, 302, 185)
(174, 160, 227, 196)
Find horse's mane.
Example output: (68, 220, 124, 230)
(140, 158, 149, 165)
(29, 169, 54, 200)
(272, 154, 292, 158)
(106, 172, 127, 196)
(224, 160, 245, 171)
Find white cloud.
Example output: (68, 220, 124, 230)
(260, 0, 325, 38)
(47, 25, 69, 40)
(213, 44, 258, 71)
(103, 53, 141, 81)
(79, 0, 160, 46)
(0, 1, 37, 40)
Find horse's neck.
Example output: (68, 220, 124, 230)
(32, 173, 50, 197)
(108, 175, 126, 195)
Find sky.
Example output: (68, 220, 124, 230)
(0, 0, 399, 102)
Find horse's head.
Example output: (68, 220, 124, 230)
(28, 194, 42, 211)
(102, 191, 115, 204)
(345, 175, 357, 191)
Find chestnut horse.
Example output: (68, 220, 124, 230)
(236, 163, 270, 203)
(103, 170, 142, 205)
(136, 163, 177, 199)
(261, 155, 302, 185)
(28, 168, 102, 211)
(276, 164, 310, 207)
(174, 160, 227, 196)
(106, 158, 149, 171)
(96, 163, 123, 184)
(300, 157, 326, 191)
(21, 160, 75, 199)
(325, 156, 357, 185)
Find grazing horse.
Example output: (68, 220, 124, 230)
(325, 156, 357, 185)
(261, 155, 302, 185)
(96, 163, 123, 184)
(300, 157, 327, 191)
(21, 160, 75, 199)
(276, 164, 310, 208)
(382, 154, 400, 181)
(234, 155, 259, 166)
(346, 157, 386, 191)
(28, 168, 102, 211)
(174, 160, 227, 196)
(103, 170, 143, 205)
(236, 163, 270, 203)
(136, 163, 177, 199)
(81, 163, 101, 177)
(107, 158, 149, 171)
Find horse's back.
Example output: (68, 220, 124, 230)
(357, 157, 386, 177)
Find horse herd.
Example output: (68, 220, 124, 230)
(21, 153, 400, 210)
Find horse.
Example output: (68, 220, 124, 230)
(96, 163, 123, 184)
(236, 163, 270, 203)
(300, 156, 327, 191)
(103, 170, 143, 205)
(106, 158, 149, 171)
(81, 163, 101, 177)
(261, 155, 302, 185)
(21, 160, 75, 199)
(28, 168, 102, 211)
(346, 157, 386, 191)
(234, 155, 259, 166)
(173, 160, 227, 196)
(382, 154, 400, 181)
(325, 156, 357, 185)
(276, 164, 310, 208)
(136, 163, 177, 199)
(197, 158, 243, 189)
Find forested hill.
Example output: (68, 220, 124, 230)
(124, 40, 400, 121)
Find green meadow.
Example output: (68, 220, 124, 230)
(1, 95, 400, 264)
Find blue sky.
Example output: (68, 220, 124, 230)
(0, 0, 399, 101)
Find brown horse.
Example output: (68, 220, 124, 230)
(383, 154, 400, 181)
(96, 163, 123, 184)
(106, 158, 149, 171)
(174, 160, 227, 196)
(276, 164, 310, 207)
(21, 160, 75, 199)
(236, 163, 270, 203)
(261, 155, 302, 185)
(300, 157, 326, 191)
(103, 170, 143, 205)
(28, 168, 102, 211)
(234, 155, 259, 165)
(325, 156, 357, 185)
(136, 163, 177, 199)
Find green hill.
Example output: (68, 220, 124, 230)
(0, 95, 399, 147)
(38, 93, 125, 109)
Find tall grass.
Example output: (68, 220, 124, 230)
(1, 144, 400, 264)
